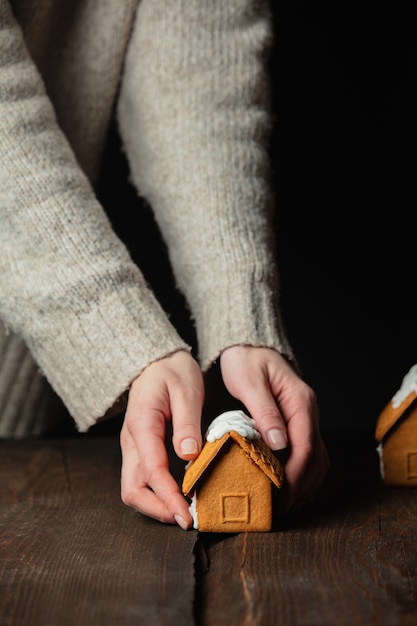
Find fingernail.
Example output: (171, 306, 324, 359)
(267, 428, 288, 450)
(174, 514, 188, 531)
(180, 438, 198, 456)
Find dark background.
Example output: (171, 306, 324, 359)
(98, 2, 417, 436)
(269, 2, 416, 432)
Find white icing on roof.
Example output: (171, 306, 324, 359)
(392, 364, 417, 408)
(205, 410, 260, 443)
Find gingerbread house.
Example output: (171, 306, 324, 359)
(182, 410, 283, 533)
(375, 364, 417, 486)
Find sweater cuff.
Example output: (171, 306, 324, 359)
(191, 264, 294, 371)
(26, 288, 190, 432)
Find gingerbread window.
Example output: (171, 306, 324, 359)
(406, 452, 417, 479)
(221, 494, 249, 523)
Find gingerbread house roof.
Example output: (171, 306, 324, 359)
(375, 391, 417, 442)
(182, 430, 283, 496)
(375, 365, 417, 443)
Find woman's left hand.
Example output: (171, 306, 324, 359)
(220, 345, 330, 510)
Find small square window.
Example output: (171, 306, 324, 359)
(406, 452, 417, 479)
(221, 494, 249, 523)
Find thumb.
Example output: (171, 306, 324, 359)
(233, 383, 288, 452)
(170, 385, 204, 462)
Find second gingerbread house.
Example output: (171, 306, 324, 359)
(375, 364, 417, 486)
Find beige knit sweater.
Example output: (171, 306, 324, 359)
(0, 0, 293, 437)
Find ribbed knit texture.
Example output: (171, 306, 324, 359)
(118, 0, 293, 369)
(0, 325, 70, 437)
(0, 0, 293, 437)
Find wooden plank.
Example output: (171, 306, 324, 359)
(376, 488, 417, 620)
(0, 437, 196, 626)
(3, 431, 417, 625)
(195, 432, 417, 626)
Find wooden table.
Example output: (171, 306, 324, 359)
(1, 431, 416, 625)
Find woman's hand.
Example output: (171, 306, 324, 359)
(120, 350, 204, 529)
(220, 345, 330, 510)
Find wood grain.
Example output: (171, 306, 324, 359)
(2, 432, 417, 626)
(0, 437, 196, 626)
(195, 433, 417, 626)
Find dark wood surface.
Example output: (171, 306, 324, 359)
(196, 432, 417, 625)
(1, 432, 416, 625)
(0, 437, 196, 626)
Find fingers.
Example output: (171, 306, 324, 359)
(237, 389, 288, 451)
(220, 345, 330, 510)
(170, 369, 204, 462)
(120, 351, 204, 529)
(220, 345, 288, 450)
(121, 419, 191, 528)
(241, 382, 321, 509)
(287, 408, 330, 502)
(281, 402, 316, 509)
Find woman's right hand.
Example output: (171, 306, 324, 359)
(120, 350, 204, 529)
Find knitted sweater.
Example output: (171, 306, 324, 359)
(0, 0, 293, 437)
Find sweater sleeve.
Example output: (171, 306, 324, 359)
(117, 0, 294, 371)
(0, 0, 190, 431)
